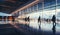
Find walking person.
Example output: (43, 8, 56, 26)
(27, 16, 30, 22)
(27, 16, 30, 26)
(38, 16, 41, 29)
(52, 15, 56, 35)
(52, 15, 56, 26)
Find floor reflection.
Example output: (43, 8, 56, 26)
(18, 19, 60, 33)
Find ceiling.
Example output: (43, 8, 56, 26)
(0, 0, 34, 14)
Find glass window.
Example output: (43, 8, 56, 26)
(30, 6, 34, 12)
(34, 4, 37, 11)
(41, 0, 56, 23)
(56, 0, 60, 23)
(38, 3, 42, 10)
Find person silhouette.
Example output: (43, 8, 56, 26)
(52, 15, 56, 26)
(27, 16, 30, 22)
(25, 17, 27, 21)
(38, 16, 41, 29)
(12, 16, 15, 22)
(27, 16, 30, 26)
(52, 15, 56, 35)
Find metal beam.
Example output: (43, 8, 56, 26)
(11, 0, 40, 15)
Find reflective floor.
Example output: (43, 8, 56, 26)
(0, 20, 60, 35)
(29, 20, 60, 32)
(17, 20, 60, 35)
(0, 24, 26, 35)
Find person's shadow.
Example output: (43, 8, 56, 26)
(52, 25, 56, 35)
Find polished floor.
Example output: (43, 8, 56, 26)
(0, 20, 60, 35)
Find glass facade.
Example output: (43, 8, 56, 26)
(17, 0, 60, 23)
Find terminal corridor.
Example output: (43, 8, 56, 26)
(0, 0, 60, 35)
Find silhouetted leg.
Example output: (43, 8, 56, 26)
(28, 21, 30, 27)
(39, 25, 40, 29)
(55, 22, 56, 26)
(53, 22, 56, 26)
(53, 22, 55, 26)
(40, 21, 41, 26)
(52, 25, 56, 35)
(39, 21, 41, 29)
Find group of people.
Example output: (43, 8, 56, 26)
(24, 15, 56, 35)
(38, 15, 56, 35)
